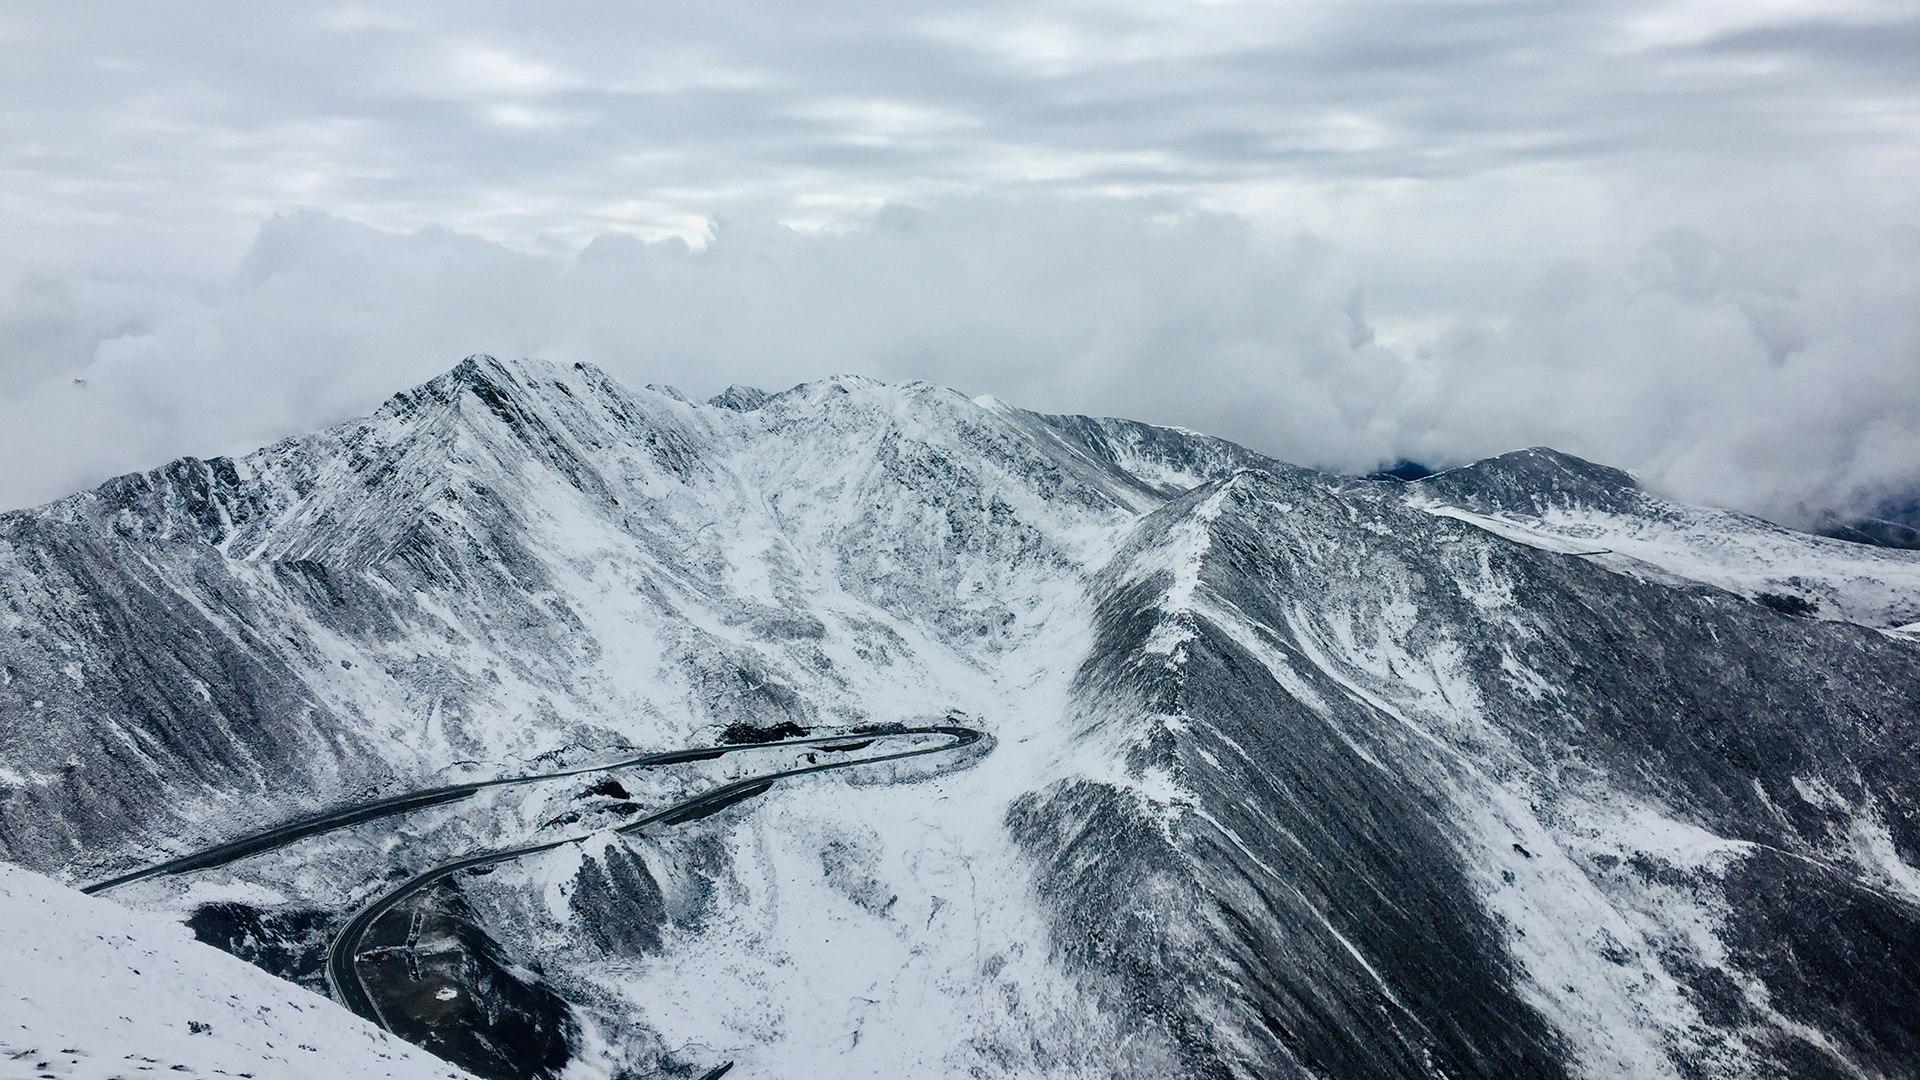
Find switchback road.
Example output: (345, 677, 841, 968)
(83, 727, 975, 895)
(323, 724, 984, 1027)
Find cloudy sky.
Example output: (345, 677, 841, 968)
(3, 1, 1917, 521)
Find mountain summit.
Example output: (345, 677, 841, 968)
(3, 356, 1918, 1080)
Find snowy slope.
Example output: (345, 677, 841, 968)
(0, 861, 472, 1080)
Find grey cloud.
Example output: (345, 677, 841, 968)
(5, 1, 1917, 262)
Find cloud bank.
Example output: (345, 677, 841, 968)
(3, 204, 1914, 525)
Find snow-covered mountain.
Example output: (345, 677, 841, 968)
(2, 355, 1918, 1079)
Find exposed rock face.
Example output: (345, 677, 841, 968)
(2, 355, 1918, 1079)
(187, 900, 333, 990)
(567, 838, 676, 956)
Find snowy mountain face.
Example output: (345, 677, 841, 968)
(1, 355, 1918, 1079)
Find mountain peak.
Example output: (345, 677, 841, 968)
(777, 373, 887, 400)
(709, 384, 771, 411)
(449, 351, 508, 378)
(1414, 445, 1641, 515)
(1503, 445, 1638, 485)
(436, 354, 634, 397)
(378, 354, 561, 419)
(446, 353, 577, 388)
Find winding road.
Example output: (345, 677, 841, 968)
(79, 721, 985, 1039)
(82, 728, 970, 895)
(325, 723, 982, 1027)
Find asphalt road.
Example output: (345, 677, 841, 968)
(82, 728, 973, 895)
(324, 723, 983, 1028)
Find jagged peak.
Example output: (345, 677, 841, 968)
(753, 373, 997, 431)
(1220, 465, 1282, 487)
(1094, 464, 1320, 625)
(1174, 466, 1281, 506)
(378, 356, 702, 436)
(426, 354, 632, 395)
(1118, 466, 1307, 550)
(445, 353, 582, 390)
(708, 384, 771, 412)
(1197, 466, 1351, 533)
(450, 352, 509, 379)
(380, 354, 559, 416)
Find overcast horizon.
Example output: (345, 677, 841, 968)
(4, 1, 1918, 523)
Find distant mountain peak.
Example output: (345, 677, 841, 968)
(442, 353, 599, 396)
(382, 354, 558, 418)
(709, 384, 771, 411)
(449, 351, 510, 379)
(1504, 445, 1638, 484)
(1813, 489, 1920, 551)
(786, 372, 885, 397)
(1414, 445, 1641, 515)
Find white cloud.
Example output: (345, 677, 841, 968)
(2, 205, 1913, 527)
(482, 103, 586, 130)
(442, 44, 573, 97)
